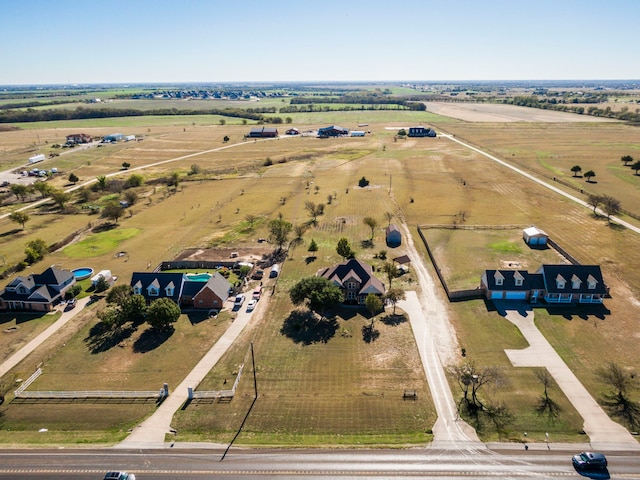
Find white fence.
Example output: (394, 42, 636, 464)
(188, 364, 244, 400)
(14, 368, 42, 397)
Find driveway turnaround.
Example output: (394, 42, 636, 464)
(501, 307, 639, 450)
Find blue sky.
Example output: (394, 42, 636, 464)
(1, 0, 639, 85)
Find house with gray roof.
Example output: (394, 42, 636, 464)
(317, 258, 385, 305)
(0, 267, 76, 311)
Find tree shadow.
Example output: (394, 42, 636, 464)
(92, 222, 117, 233)
(280, 309, 338, 345)
(362, 324, 380, 343)
(360, 239, 374, 249)
(0, 228, 21, 238)
(186, 311, 210, 325)
(305, 256, 317, 264)
(536, 395, 561, 417)
(133, 326, 174, 353)
(379, 313, 408, 326)
(84, 321, 137, 354)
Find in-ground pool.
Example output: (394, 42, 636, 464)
(185, 273, 212, 282)
(72, 268, 93, 280)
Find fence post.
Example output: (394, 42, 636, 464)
(187, 387, 193, 400)
(163, 383, 169, 397)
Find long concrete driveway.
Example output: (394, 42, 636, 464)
(397, 224, 483, 450)
(0, 296, 92, 380)
(117, 300, 259, 448)
(501, 306, 639, 450)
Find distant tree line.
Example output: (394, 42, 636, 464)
(0, 106, 265, 124)
(502, 96, 640, 123)
(289, 95, 426, 111)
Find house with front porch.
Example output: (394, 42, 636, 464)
(317, 258, 385, 305)
(480, 264, 607, 305)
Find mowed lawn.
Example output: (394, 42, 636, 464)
(1, 115, 640, 446)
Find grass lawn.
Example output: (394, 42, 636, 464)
(0, 311, 61, 366)
(62, 228, 140, 258)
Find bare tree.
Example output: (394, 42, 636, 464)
(534, 369, 560, 416)
(385, 211, 394, 227)
(363, 217, 378, 240)
(587, 193, 603, 214)
(601, 195, 621, 223)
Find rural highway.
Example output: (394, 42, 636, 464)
(1, 446, 640, 479)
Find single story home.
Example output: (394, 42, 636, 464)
(480, 264, 607, 304)
(0, 267, 76, 311)
(386, 224, 402, 247)
(66, 133, 92, 144)
(523, 226, 549, 246)
(318, 125, 349, 137)
(248, 127, 279, 138)
(317, 258, 385, 305)
(408, 126, 436, 137)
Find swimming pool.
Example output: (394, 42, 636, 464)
(72, 267, 93, 280)
(185, 273, 212, 282)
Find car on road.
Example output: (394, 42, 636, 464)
(572, 451, 607, 471)
(103, 472, 136, 480)
(246, 299, 257, 311)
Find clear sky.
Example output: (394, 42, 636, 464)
(1, 0, 639, 85)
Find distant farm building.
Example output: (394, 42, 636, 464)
(66, 133, 92, 144)
(102, 133, 124, 143)
(28, 154, 46, 164)
(523, 226, 549, 247)
(248, 127, 279, 138)
(385, 224, 402, 247)
(408, 126, 436, 137)
(318, 125, 349, 137)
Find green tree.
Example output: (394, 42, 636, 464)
(239, 264, 252, 278)
(102, 202, 124, 224)
(381, 261, 399, 287)
(244, 214, 258, 229)
(68, 173, 79, 184)
(126, 173, 144, 188)
(49, 188, 72, 209)
(223, 135, 230, 142)
(9, 210, 29, 229)
(24, 238, 48, 264)
(289, 276, 342, 318)
(385, 287, 406, 314)
(363, 216, 378, 240)
(33, 181, 52, 198)
(358, 176, 370, 188)
(94, 275, 110, 293)
(621, 155, 634, 166)
(304, 201, 324, 225)
(631, 161, 640, 175)
(97, 307, 125, 330)
(123, 189, 138, 206)
(308, 238, 319, 255)
(10, 184, 28, 202)
(584, 170, 596, 182)
(336, 237, 354, 259)
(146, 297, 181, 331)
(365, 293, 383, 325)
(121, 294, 147, 325)
(106, 284, 133, 305)
(189, 164, 201, 175)
(268, 216, 293, 250)
(96, 175, 108, 191)
(168, 171, 180, 189)
(570, 165, 582, 177)
(122, 162, 131, 170)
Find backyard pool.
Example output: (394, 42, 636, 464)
(185, 273, 212, 282)
(72, 268, 93, 280)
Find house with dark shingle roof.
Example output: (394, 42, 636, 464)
(182, 273, 231, 310)
(317, 258, 385, 305)
(0, 267, 76, 311)
(480, 264, 607, 304)
(248, 127, 278, 138)
(130, 272, 185, 305)
(317, 125, 349, 137)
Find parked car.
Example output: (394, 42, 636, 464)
(572, 452, 607, 471)
(234, 294, 245, 308)
(252, 269, 264, 280)
(252, 285, 262, 300)
(65, 298, 77, 310)
(246, 299, 257, 311)
(103, 472, 136, 480)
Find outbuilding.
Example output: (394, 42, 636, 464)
(523, 226, 549, 246)
(28, 154, 46, 164)
(248, 127, 278, 138)
(317, 125, 349, 137)
(385, 224, 402, 247)
(91, 270, 113, 287)
(269, 264, 280, 278)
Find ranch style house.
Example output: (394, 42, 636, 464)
(317, 258, 385, 305)
(480, 264, 607, 304)
(0, 267, 76, 312)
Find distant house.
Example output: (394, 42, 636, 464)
(182, 273, 231, 310)
(408, 126, 436, 137)
(523, 226, 549, 247)
(480, 264, 607, 304)
(317, 258, 385, 305)
(318, 125, 349, 137)
(248, 127, 278, 138)
(66, 133, 91, 144)
(0, 267, 76, 311)
(130, 272, 185, 305)
(385, 224, 402, 247)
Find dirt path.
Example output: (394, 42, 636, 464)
(397, 223, 483, 449)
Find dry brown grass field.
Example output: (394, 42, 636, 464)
(1, 110, 639, 445)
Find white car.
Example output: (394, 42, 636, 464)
(246, 299, 257, 311)
(104, 472, 135, 480)
(233, 294, 245, 308)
